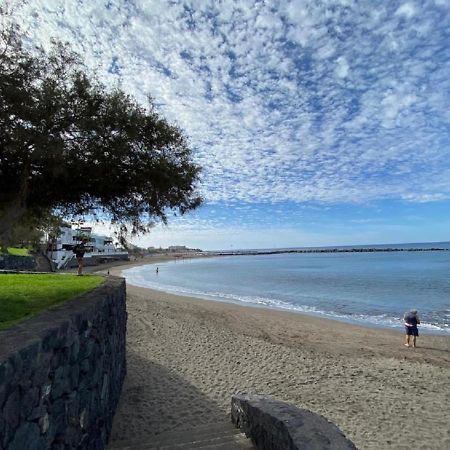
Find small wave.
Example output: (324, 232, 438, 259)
(123, 268, 450, 335)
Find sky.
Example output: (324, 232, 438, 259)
(12, 0, 450, 250)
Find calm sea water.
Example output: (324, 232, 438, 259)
(123, 244, 450, 335)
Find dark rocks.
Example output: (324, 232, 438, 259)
(8, 422, 44, 450)
(0, 255, 36, 271)
(0, 276, 127, 450)
(231, 394, 358, 450)
(20, 386, 39, 419)
(3, 390, 20, 429)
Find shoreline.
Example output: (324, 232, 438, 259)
(108, 261, 450, 366)
(100, 258, 450, 367)
(96, 256, 450, 337)
(106, 258, 450, 450)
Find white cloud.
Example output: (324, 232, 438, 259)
(132, 223, 366, 251)
(11, 0, 450, 208)
(335, 56, 349, 78)
(395, 3, 417, 18)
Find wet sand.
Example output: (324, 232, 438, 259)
(105, 261, 450, 450)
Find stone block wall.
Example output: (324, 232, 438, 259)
(0, 255, 36, 271)
(0, 276, 127, 450)
(231, 394, 357, 450)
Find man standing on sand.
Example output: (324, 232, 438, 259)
(73, 237, 88, 276)
(404, 309, 420, 347)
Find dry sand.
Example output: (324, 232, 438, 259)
(103, 261, 450, 450)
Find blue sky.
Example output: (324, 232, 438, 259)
(14, 0, 450, 249)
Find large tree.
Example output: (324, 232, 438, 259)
(0, 14, 202, 246)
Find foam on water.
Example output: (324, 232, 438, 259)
(123, 255, 450, 335)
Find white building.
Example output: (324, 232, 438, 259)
(46, 225, 128, 270)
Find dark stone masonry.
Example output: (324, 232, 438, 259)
(0, 276, 127, 450)
(0, 255, 36, 271)
(231, 394, 357, 450)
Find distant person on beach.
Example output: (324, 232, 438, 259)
(156, 267, 159, 274)
(404, 309, 420, 347)
(73, 238, 88, 276)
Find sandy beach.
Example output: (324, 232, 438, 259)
(103, 260, 450, 450)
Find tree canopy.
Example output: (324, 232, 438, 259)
(0, 14, 202, 246)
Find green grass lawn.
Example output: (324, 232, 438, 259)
(4, 247, 31, 256)
(0, 274, 104, 330)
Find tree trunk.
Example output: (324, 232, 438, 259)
(0, 200, 27, 247)
(0, 160, 30, 247)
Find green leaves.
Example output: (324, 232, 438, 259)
(0, 18, 202, 244)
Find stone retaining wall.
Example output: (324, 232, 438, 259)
(0, 255, 36, 271)
(0, 276, 127, 450)
(231, 394, 357, 450)
(67, 255, 129, 269)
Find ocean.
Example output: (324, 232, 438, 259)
(123, 243, 450, 335)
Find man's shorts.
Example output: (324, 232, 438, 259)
(405, 325, 419, 336)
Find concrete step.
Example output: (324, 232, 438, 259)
(107, 421, 254, 450)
